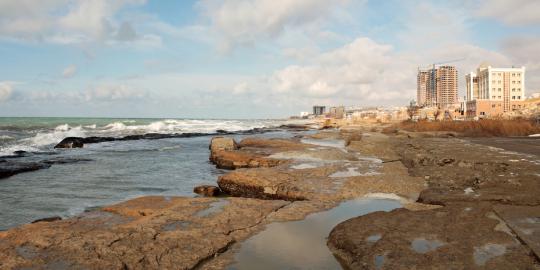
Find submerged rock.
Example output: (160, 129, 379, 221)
(31, 216, 62, 223)
(193, 185, 221, 197)
(0, 161, 50, 179)
(0, 158, 92, 179)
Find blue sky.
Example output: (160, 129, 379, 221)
(0, 0, 539, 118)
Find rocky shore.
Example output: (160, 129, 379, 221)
(1, 123, 539, 269)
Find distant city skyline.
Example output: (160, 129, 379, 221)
(0, 0, 539, 118)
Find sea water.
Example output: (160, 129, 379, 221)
(0, 117, 299, 230)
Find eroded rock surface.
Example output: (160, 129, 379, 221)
(209, 137, 308, 169)
(328, 202, 538, 269)
(396, 137, 540, 205)
(0, 196, 290, 270)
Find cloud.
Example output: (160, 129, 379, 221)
(269, 38, 396, 101)
(501, 36, 540, 91)
(84, 84, 148, 101)
(197, 0, 349, 51)
(476, 0, 540, 25)
(0, 82, 14, 102)
(62, 65, 78, 78)
(0, 0, 148, 44)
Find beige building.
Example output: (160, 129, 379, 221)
(417, 70, 429, 106)
(465, 63, 526, 118)
(417, 66, 458, 108)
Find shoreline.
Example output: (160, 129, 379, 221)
(1, 122, 539, 269)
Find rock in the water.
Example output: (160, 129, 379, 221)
(54, 137, 84, 148)
(0, 161, 50, 179)
(210, 137, 238, 152)
(193, 185, 221, 197)
(31, 216, 62, 223)
(211, 150, 284, 170)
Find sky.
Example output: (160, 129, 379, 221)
(0, 0, 539, 119)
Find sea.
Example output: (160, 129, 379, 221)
(0, 117, 304, 230)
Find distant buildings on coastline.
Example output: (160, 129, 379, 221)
(416, 62, 530, 120)
(291, 105, 408, 123)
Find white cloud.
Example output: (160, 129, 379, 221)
(476, 0, 540, 25)
(0, 82, 14, 102)
(62, 65, 78, 78)
(0, 0, 148, 44)
(197, 0, 349, 51)
(502, 36, 540, 91)
(84, 84, 147, 101)
(269, 37, 396, 101)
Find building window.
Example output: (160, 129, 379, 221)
(512, 88, 515, 92)
(492, 104, 496, 108)
(512, 81, 515, 84)
(498, 88, 501, 91)
(512, 73, 515, 77)
(498, 96, 501, 99)
(512, 105, 516, 109)
(512, 96, 515, 99)
(518, 96, 521, 99)
(518, 81, 521, 84)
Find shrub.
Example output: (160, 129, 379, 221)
(396, 118, 540, 137)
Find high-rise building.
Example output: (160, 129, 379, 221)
(417, 70, 429, 106)
(313, 106, 326, 116)
(435, 66, 458, 108)
(417, 66, 458, 108)
(465, 63, 526, 118)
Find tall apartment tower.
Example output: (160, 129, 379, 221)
(417, 70, 429, 106)
(465, 63, 526, 118)
(417, 66, 458, 108)
(435, 66, 458, 108)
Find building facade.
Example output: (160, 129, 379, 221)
(417, 70, 429, 106)
(435, 66, 458, 108)
(465, 63, 526, 118)
(313, 106, 326, 116)
(417, 66, 458, 108)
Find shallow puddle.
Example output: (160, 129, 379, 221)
(301, 138, 346, 149)
(228, 198, 401, 270)
(195, 199, 229, 217)
(329, 167, 362, 178)
(290, 163, 318, 170)
(473, 244, 506, 266)
(410, 238, 445, 253)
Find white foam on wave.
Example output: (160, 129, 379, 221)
(0, 124, 87, 155)
(0, 119, 284, 155)
(98, 119, 274, 135)
(27, 124, 86, 147)
(0, 135, 14, 140)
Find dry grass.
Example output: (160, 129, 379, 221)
(394, 119, 540, 137)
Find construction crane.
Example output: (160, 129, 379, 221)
(418, 58, 465, 71)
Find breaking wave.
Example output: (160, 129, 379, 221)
(0, 119, 285, 156)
